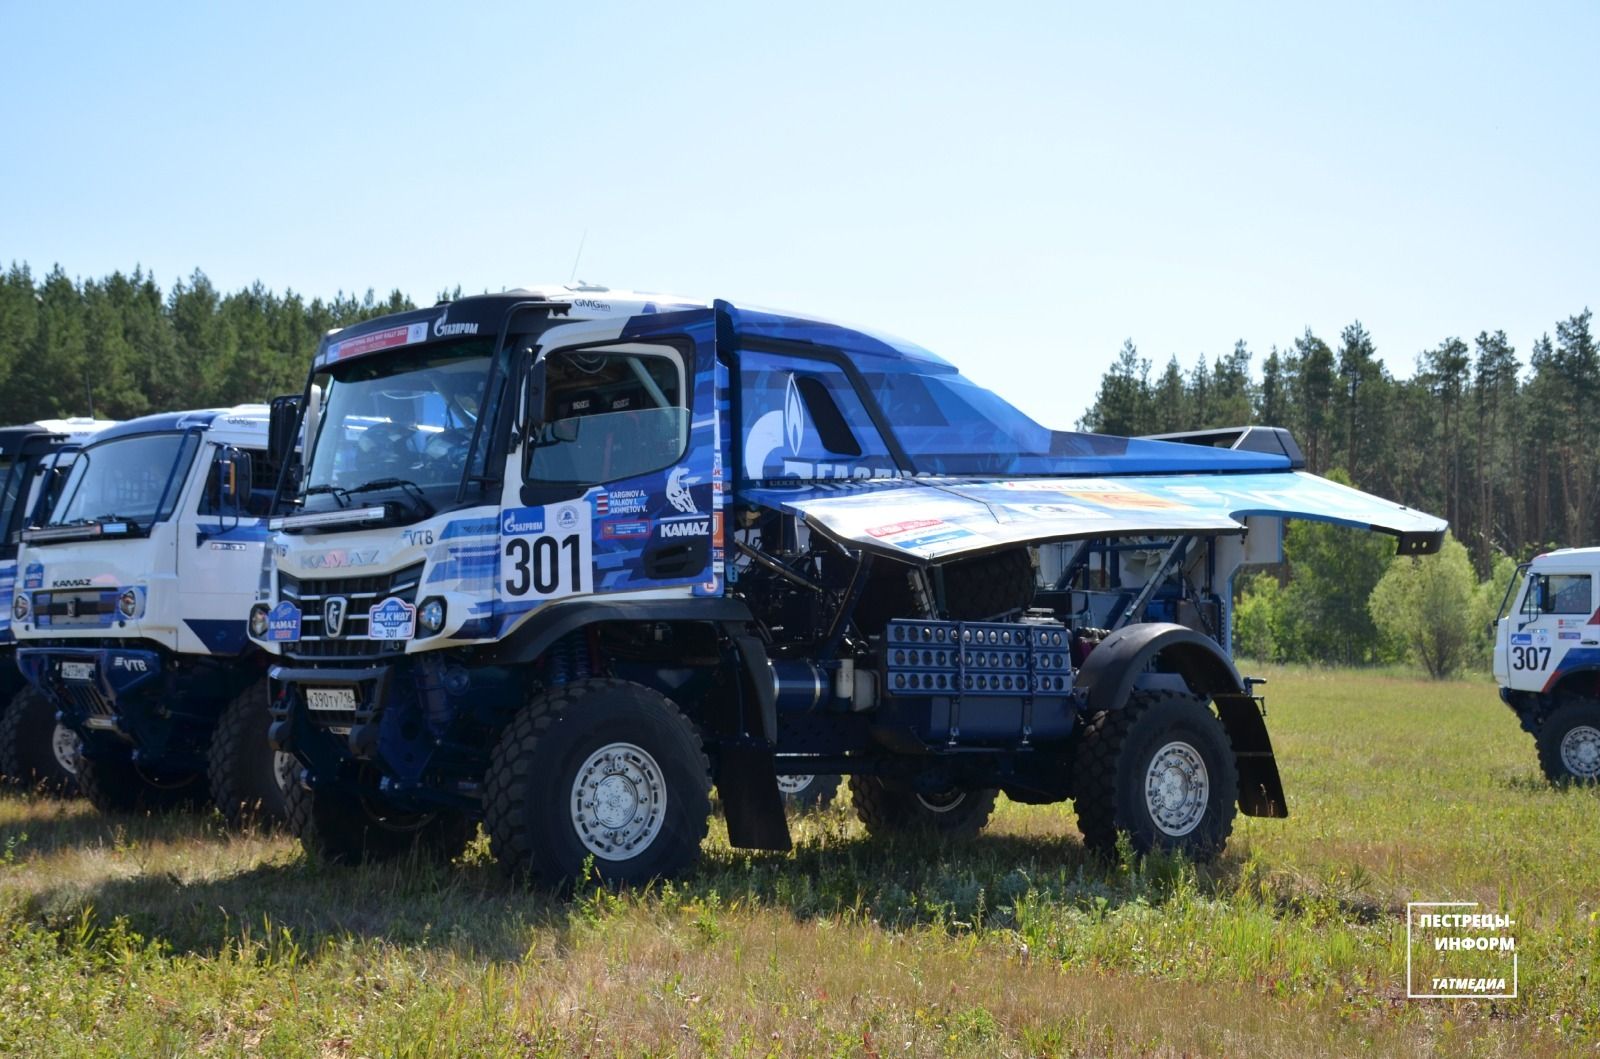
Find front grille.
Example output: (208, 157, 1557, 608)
(58, 681, 114, 718)
(37, 590, 117, 627)
(280, 563, 423, 661)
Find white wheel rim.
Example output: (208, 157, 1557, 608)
(777, 773, 815, 796)
(570, 741, 667, 862)
(915, 789, 967, 814)
(1560, 724, 1600, 778)
(273, 751, 298, 793)
(52, 724, 80, 776)
(1145, 740, 1210, 837)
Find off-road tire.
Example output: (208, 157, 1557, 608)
(485, 678, 712, 887)
(779, 773, 842, 811)
(851, 776, 997, 839)
(208, 678, 291, 828)
(1073, 691, 1238, 861)
(1536, 697, 1600, 785)
(76, 750, 207, 815)
(285, 772, 473, 866)
(854, 548, 1037, 632)
(0, 687, 78, 795)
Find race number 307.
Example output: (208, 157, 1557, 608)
(500, 503, 593, 600)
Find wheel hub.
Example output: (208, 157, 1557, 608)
(1145, 740, 1209, 837)
(776, 773, 815, 796)
(915, 789, 967, 814)
(51, 724, 79, 776)
(272, 751, 299, 793)
(571, 742, 667, 862)
(1560, 724, 1600, 778)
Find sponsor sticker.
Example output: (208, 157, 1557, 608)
(23, 562, 43, 590)
(265, 601, 302, 642)
(367, 596, 416, 641)
(867, 518, 945, 539)
(594, 488, 649, 516)
(1510, 632, 1532, 646)
(322, 322, 429, 365)
(600, 519, 651, 540)
(658, 518, 710, 539)
(1534, 629, 1552, 646)
(1560, 631, 1581, 640)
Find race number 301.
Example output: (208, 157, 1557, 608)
(500, 503, 594, 600)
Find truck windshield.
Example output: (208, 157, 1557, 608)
(0, 456, 19, 544)
(51, 433, 200, 530)
(301, 338, 497, 514)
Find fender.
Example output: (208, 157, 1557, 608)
(480, 597, 755, 666)
(1076, 622, 1286, 818)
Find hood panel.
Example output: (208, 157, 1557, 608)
(743, 471, 1447, 563)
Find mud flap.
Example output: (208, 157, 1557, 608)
(716, 740, 792, 851)
(1214, 692, 1287, 817)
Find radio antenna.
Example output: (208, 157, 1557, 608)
(568, 229, 588, 284)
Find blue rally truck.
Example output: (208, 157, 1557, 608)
(0, 417, 117, 790)
(255, 287, 1447, 882)
(12, 407, 293, 823)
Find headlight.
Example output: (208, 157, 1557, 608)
(118, 589, 139, 619)
(249, 603, 270, 638)
(418, 597, 446, 635)
(11, 594, 27, 621)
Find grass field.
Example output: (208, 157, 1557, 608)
(1, 666, 1597, 1057)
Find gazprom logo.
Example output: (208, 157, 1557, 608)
(502, 508, 544, 535)
(784, 374, 806, 454)
(433, 309, 479, 338)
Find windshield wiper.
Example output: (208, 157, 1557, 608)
(302, 483, 351, 508)
(346, 478, 435, 516)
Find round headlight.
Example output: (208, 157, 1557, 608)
(249, 604, 270, 638)
(11, 594, 28, 621)
(118, 589, 139, 619)
(418, 598, 446, 634)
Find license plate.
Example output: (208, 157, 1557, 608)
(60, 661, 95, 682)
(305, 687, 356, 712)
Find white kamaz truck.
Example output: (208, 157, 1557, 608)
(11, 406, 292, 822)
(1494, 547, 1600, 784)
(0, 417, 118, 790)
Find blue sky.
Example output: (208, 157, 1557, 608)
(3, 2, 1596, 426)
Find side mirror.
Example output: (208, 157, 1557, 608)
(267, 394, 303, 470)
(214, 446, 252, 511)
(523, 354, 547, 438)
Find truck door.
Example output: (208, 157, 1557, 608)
(180, 444, 269, 655)
(1508, 567, 1595, 692)
(504, 309, 720, 616)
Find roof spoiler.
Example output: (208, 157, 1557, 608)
(1141, 425, 1306, 470)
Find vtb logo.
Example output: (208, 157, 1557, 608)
(323, 596, 348, 638)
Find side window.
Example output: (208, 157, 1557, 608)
(1536, 573, 1592, 615)
(528, 343, 688, 486)
(738, 351, 894, 480)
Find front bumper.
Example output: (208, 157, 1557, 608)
(16, 645, 164, 739)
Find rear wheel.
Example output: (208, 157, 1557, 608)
(208, 678, 292, 827)
(851, 776, 996, 839)
(285, 771, 473, 865)
(1537, 698, 1600, 785)
(76, 749, 206, 814)
(778, 772, 842, 811)
(1073, 691, 1238, 860)
(485, 678, 712, 886)
(0, 687, 79, 795)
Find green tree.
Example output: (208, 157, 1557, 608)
(1276, 470, 1396, 666)
(1368, 533, 1478, 678)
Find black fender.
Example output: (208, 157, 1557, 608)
(1076, 622, 1286, 818)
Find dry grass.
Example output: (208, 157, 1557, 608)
(0, 665, 1596, 1056)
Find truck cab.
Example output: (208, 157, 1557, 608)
(12, 406, 293, 821)
(0, 418, 117, 789)
(256, 288, 1448, 882)
(1494, 547, 1600, 783)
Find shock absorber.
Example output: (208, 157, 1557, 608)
(547, 630, 592, 686)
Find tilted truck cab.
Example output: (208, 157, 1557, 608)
(0, 418, 117, 790)
(256, 288, 1448, 882)
(11, 407, 294, 822)
(1494, 547, 1600, 784)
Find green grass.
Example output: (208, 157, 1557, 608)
(1, 665, 1597, 1057)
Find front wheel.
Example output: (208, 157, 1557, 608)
(1073, 692, 1238, 861)
(76, 750, 207, 815)
(484, 678, 712, 887)
(208, 678, 292, 827)
(1536, 698, 1600, 785)
(0, 687, 79, 795)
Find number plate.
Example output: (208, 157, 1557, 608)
(60, 661, 95, 682)
(305, 687, 356, 712)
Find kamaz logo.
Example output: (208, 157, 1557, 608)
(659, 520, 709, 539)
(433, 309, 479, 337)
(51, 578, 92, 588)
(323, 596, 348, 638)
(112, 657, 149, 672)
(302, 550, 379, 569)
